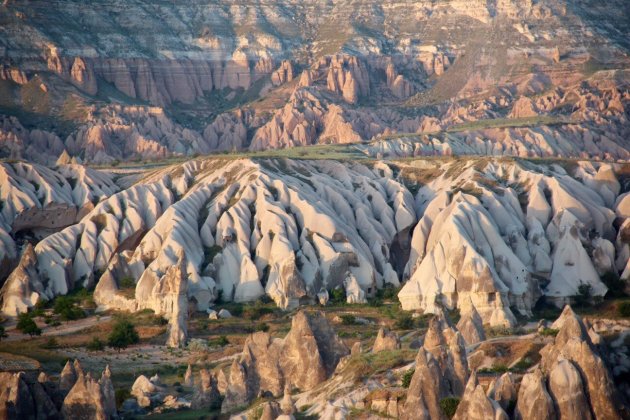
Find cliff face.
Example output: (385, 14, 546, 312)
(0, 0, 628, 163)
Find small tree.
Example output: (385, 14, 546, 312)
(402, 369, 415, 388)
(17, 313, 42, 337)
(0, 325, 7, 341)
(107, 318, 139, 351)
(53, 296, 85, 321)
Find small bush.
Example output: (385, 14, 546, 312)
(539, 328, 559, 337)
(340, 315, 357, 325)
(601, 272, 627, 298)
(42, 337, 59, 349)
(402, 369, 415, 388)
(573, 283, 593, 306)
(17, 313, 41, 336)
(394, 313, 414, 330)
(243, 300, 274, 320)
(119, 277, 135, 289)
(87, 337, 105, 351)
(511, 357, 534, 372)
(115, 388, 131, 408)
(255, 322, 270, 332)
(478, 364, 510, 374)
(107, 318, 139, 351)
(618, 302, 630, 318)
(208, 335, 229, 347)
(53, 296, 85, 321)
(153, 315, 168, 326)
(0, 326, 6, 341)
(329, 287, 346, 304)
(440, 397, 460, 419)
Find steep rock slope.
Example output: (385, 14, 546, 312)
(0, 157, 628, 330)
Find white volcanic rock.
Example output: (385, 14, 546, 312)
(399, 192, 526, 327)
(486, 373, 517, 411)
(456, 304, 486, 345)
(514, 367, 556, 420)
(546, 211, 608, 305)
(0, 244, 43, 316)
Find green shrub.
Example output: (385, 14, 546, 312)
(573, 283, 592, 306)
(0, 326, 6, 341)
(115, 388, 131, 408)
(107, 318, 139, 351)
(209, 335, 229, 347)
(511, 357, 534, 372)
(329, 287, 346, 304)
(119, 277, 135, 289)
(478, 364, 510, 374)
(243, 300, 274, 320)
(440, 397, 460, 419)
(539, 328, 559, 337)
(255, 322, 270, 332)
(87, 337, 105, 351)
(618, 302, 630, 318)
(340, 315, 357, 325)
(402, 369, 415, 388)
(53, 296, 85, 321)
(17, 313, 41, 336)
(42, 337, 59, 349)
(394, 313, 414, 330)
(601, 272, 626, 298)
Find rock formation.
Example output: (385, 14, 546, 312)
(456, 305, 486, 345)
(191, 369, 221, 410)
(222, 310, 348, 412)
(372, 327, 401, 353)
(453, 372, 509, 420)
(61, 372, 108, 420)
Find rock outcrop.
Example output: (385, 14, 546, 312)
(191, 369, 221, 410)
(456, 305, 486, 345)
(453, 372, 509, 420)
(372, 328, 401, 353)
(222, 310, 348, 412)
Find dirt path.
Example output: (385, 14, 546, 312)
(2, 315, 111, 342)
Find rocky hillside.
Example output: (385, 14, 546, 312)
(0, 0, 629, 163)
(1, 156, 630, 345)
(1, 306, 628, 419)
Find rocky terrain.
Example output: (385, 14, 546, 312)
(1, 0, 630, 419)
(0, 0, 628, 163)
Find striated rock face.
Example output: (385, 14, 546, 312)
(222, 310, 348, 412)
(402, 313, 470, 420)
(453, 372, 509, 420)
(61, 372, 108, 420)
(372, 327, 400, 353)
(514, 367, 556, 420)
(59, 360, 79, 393)
(539, 306, 622, 419)
(456, 305, 486, 345)
(486, 373, 517, 412)
(402, 347, 449, 420)
(0, 244, 42, 316)
(191, 369, 221, 410)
